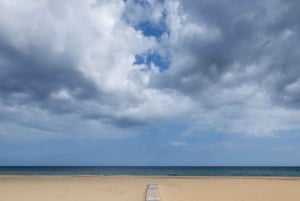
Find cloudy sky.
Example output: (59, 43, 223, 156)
(1, 0, 300, 166)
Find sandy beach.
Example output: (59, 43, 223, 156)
(0, 176, 300, 201)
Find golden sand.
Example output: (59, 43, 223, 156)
(0, 176, 300, 201)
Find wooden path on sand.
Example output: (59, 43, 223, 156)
(145, 184, 161, 201)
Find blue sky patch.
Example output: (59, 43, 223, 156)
(124, 0, 168, 39)
(135, 20, 167, 38)
(133, 52, 170, 71)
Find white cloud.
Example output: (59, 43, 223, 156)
(169, 141, 187, 147)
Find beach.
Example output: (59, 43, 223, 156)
(0, 176, 299, 201)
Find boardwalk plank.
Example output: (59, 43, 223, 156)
(145, 184, 161, 201)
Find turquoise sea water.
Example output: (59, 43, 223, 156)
(0, 166, 300, 176)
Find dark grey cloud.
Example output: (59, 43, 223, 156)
(0, 42, 98, 96)
(153, 0, 300, 110)
(0, 38, 105, 120)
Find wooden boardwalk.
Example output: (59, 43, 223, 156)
(145, 184, 161, 201)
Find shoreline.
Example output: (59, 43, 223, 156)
(1, 174, 300, 179)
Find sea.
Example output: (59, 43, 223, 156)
(0, 166, 300, 176)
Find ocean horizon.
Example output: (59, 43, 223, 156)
(1, 166, 300, 177)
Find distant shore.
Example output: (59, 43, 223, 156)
(0, 175, 299, 201)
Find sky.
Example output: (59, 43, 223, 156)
(0, 0, 300, 166)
